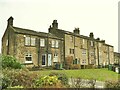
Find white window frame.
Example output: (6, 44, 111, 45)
(70, 36, 73, 42)
(25, 36, 30, 45)
(91, 51, 94, 56)
(52, 40, 55, 47)
(25, 53, 32, 63)
(70, 48, 74, 54)
(31, 37, 36, 46)
(90, 41, 93, 46)
(83, 39, 85, 44)
(53, 53, 58, 62)
(82, 49, 86, 55)
(6, 39, 8, 46)
(82, 59, 86, 64)
(40, 39, 45, 47)
(56, 40, 59, 48)
(99, 43, 101, 47)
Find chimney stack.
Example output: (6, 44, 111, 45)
(73, 28, 80, 34)
(89, 32, 94, 38)
(7, 16, 14, 26)
(52, 20, 58, 29)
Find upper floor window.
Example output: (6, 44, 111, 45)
(40, 39, 45, 47)
(70, 36, 73, 42)
(25, 36, 30, 45)
(25, 36, 35, 46)
(90, 41, 94, 46)
(51, 40, 59, 48)
(70, 48, 74, 54)
(99, 43, 102, 47)
(52, 40, 55, 47)
(82, 49, 86, 55)
(91, 51, 94, 56)
(31, 38, 36, 46)
(6, 39, 8, 46)
(56, 40, 59, 48)
(83, 39, 85, 44)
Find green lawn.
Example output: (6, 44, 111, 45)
(32, 68, 119, 82)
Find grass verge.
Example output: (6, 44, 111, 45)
(32, 68, 119, 82)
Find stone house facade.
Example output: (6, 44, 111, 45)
(114, 52, 120, 65)
(2, 17, 64, 67)
(2, 17, 117, 68)
(49, 19, 115, 68)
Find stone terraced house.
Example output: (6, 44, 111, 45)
(2, 17, 118, 68)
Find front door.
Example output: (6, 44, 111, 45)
(48, 54, 52, 66)
(42, 54, 46, 66)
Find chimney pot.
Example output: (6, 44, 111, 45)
(73, 28, 80, 34)
(89, 32, 94, 38)
(52, 20, 58, 29)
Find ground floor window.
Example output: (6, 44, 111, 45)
(82, 59, 86, 64)
(42, 54, 46, 66)
(25, 53, 32, 63)
(53, 53, 58, 62)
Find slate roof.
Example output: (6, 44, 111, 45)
(51, 27, 113, 47)
(10, 26, 63, 40)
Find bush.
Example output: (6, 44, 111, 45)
(35, 75, 63, 88)
(1, 55, 22, 69)
(105, 80, 120, 89)
(49, 72, 68, 86)
(2, 68, 39, 89)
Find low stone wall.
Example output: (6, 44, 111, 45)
(68, 78, 105, 88)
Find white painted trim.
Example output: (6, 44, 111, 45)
(25, 61, 32, 63)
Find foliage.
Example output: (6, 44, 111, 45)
(49, 72, 68, 86)
(2, 68, 39, 89)
(1, 55, 22, 69)
(105, 80, 120, 89)
(35, 75, 63, 88)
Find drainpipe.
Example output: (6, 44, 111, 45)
(108, 47, 110, 65)
(97, 42, 99, 67)
(7, 28, 10, 55)
(87, 40, 89, 65)
(46, 35, 49, 67)
(74, 34, 75, 60)
(38, 38, 40, 66)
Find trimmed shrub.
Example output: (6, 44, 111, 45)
(1, 55, 22, 69)
(35, 75, 63, 88)
(2, 68, 39, 89)
(105, 80, 120, 89)
(49, 72, 68, 86)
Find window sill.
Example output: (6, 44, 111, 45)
(25, 61, 33, 63)
(25, 45, 36, 47)
(23, 63, 33, 65)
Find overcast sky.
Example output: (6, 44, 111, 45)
(0, 0, 119, 53)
